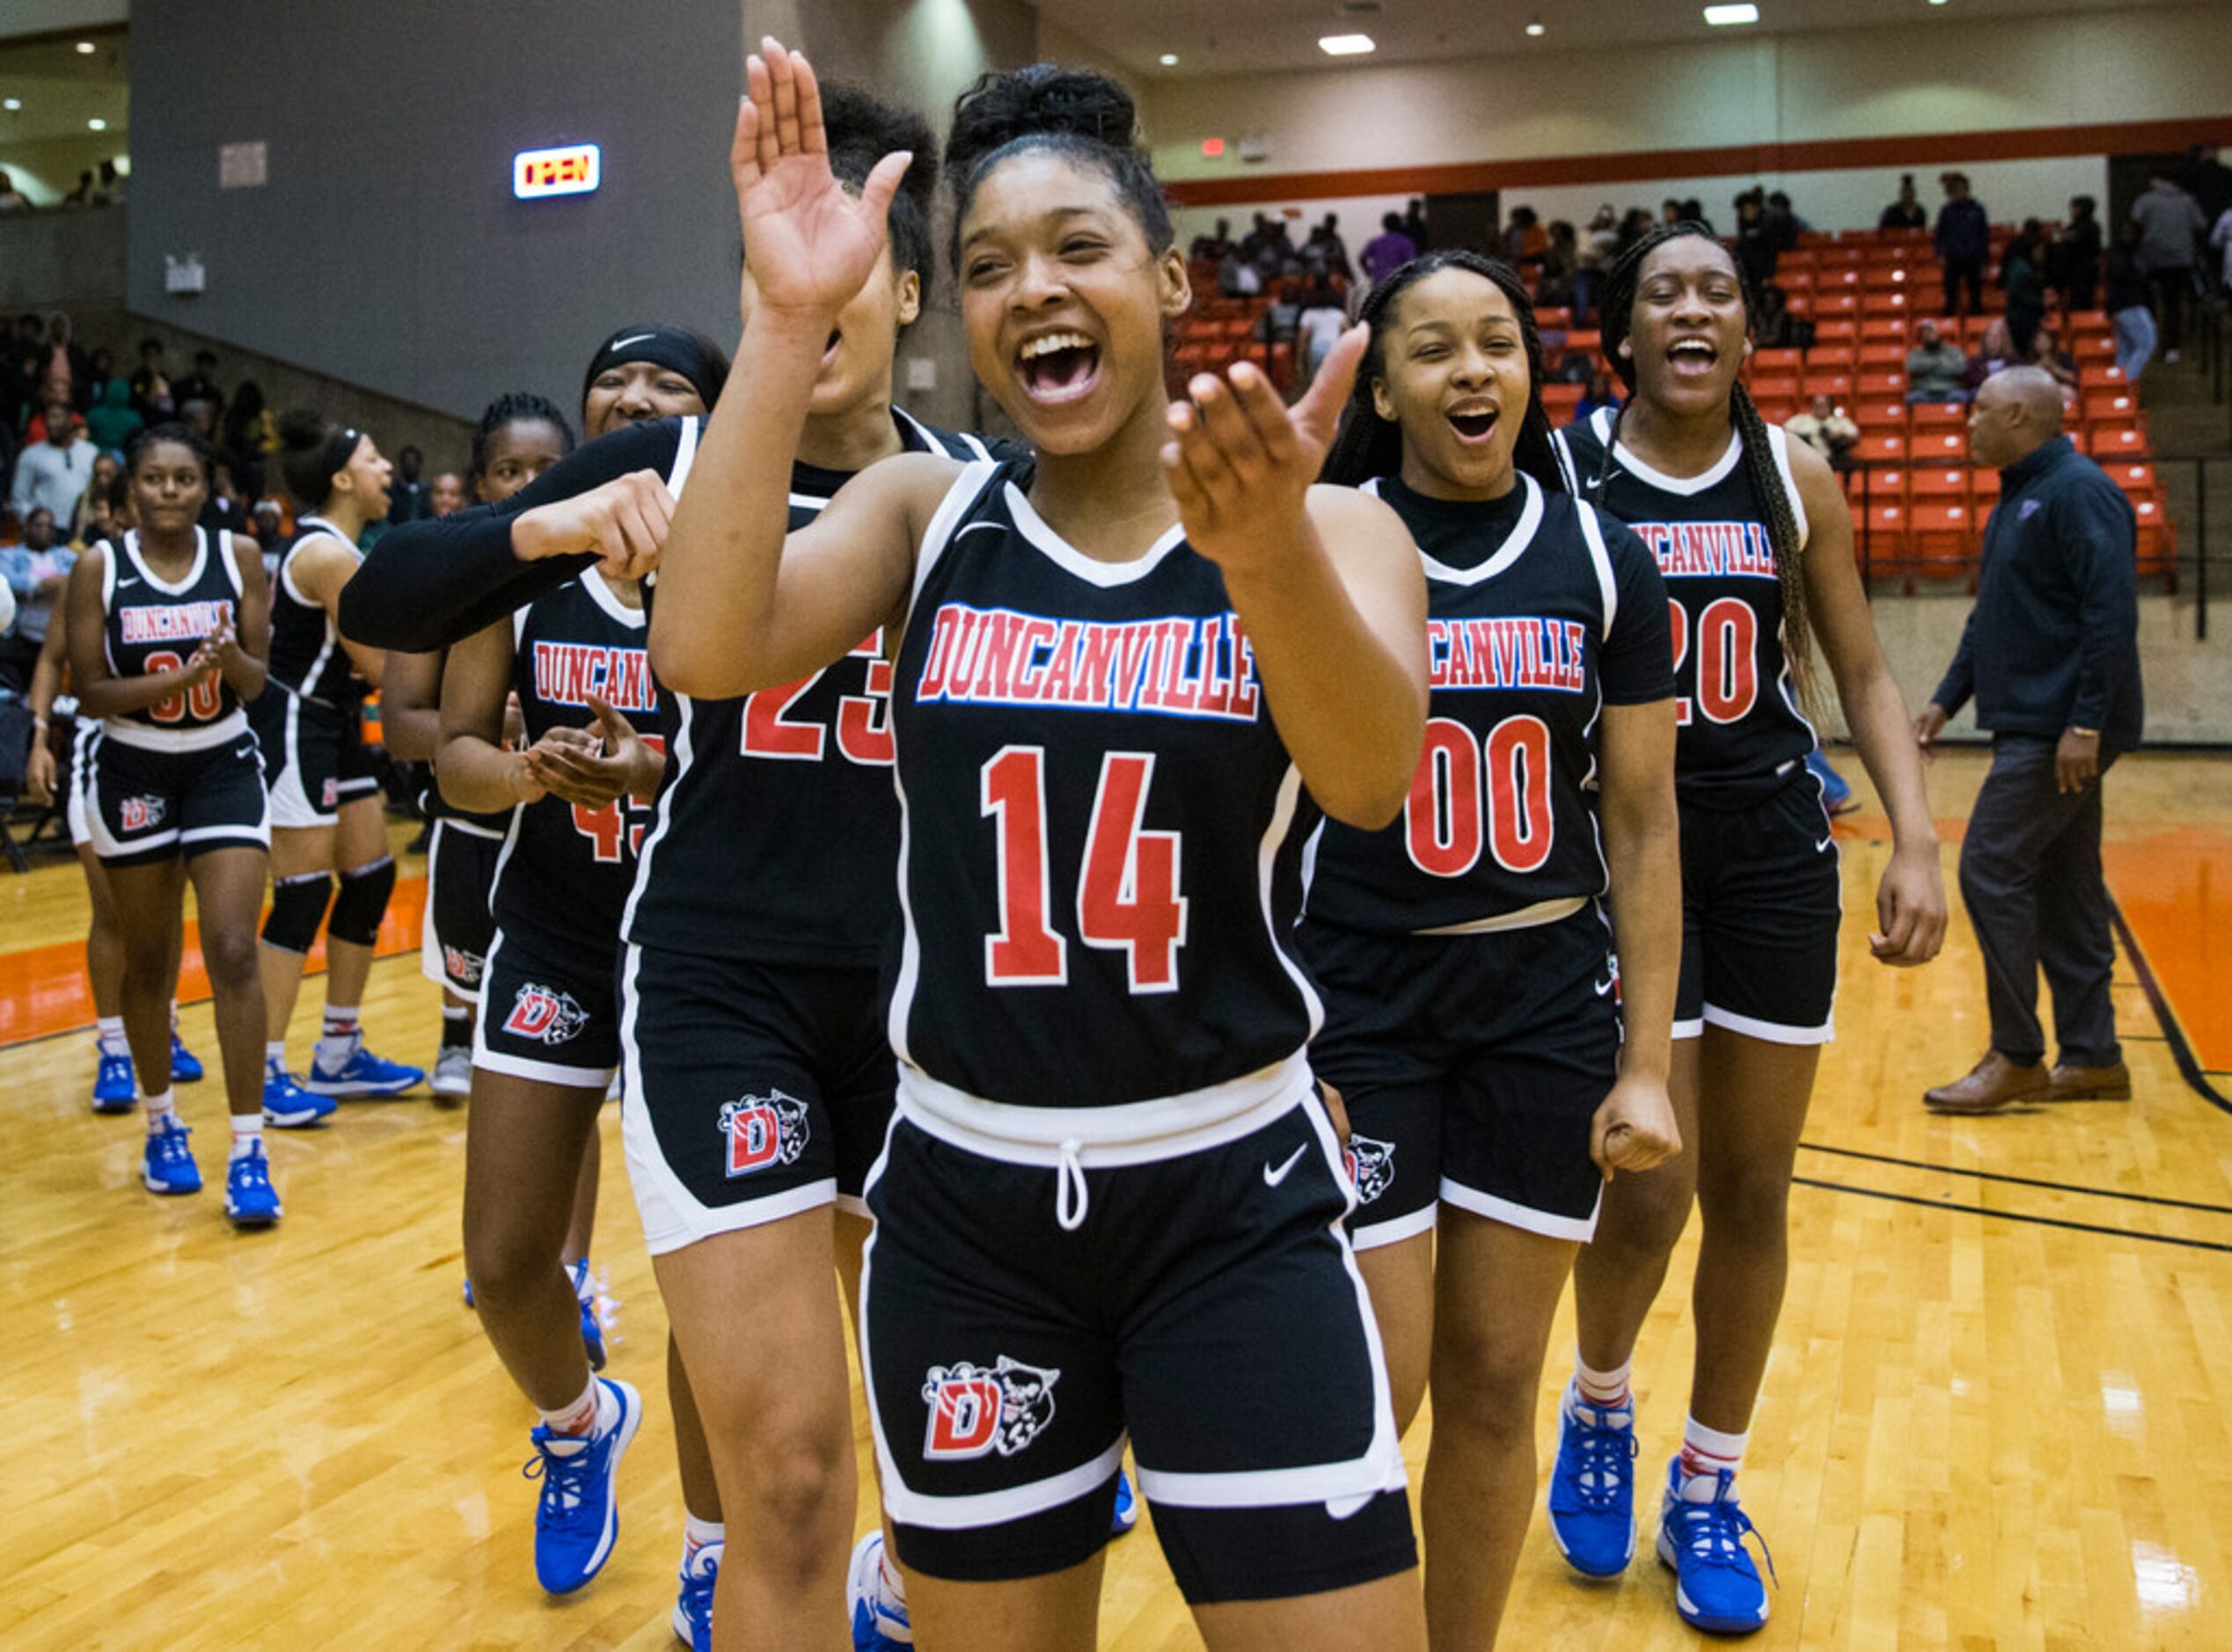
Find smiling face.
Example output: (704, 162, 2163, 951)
(1622, 234, 1751, 419)
(957, 150, 1189, 457)
(128, 440, 209, 535)
(582, 361, 706, 440)
(331, 434, 393, 516)
(1371, 266, 1532, 501)
(742, 231, 918, 420)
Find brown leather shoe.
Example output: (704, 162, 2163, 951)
(1924, 1051, 2049, 1114)
(2047, 1061, 2132, 1100)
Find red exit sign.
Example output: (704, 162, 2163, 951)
(514, 143, 601, 200)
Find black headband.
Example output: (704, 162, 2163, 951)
(323, 427, 363, 482)
(581, 325, 728, 411)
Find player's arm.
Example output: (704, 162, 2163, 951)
(435, 618, 541, 814)
(209, 530, 270, 702)
(24, 606, 69, 802)
(64, 545, 216, 719)
(379, 650, 445, 763)
(290, 536, 385, 683)
(1791, 442, 1946, 967)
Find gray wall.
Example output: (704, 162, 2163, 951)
(128, 0, 1036, 433)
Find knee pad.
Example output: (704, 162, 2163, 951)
(329, 854, 398, 948)
(263, 872, 336, 955)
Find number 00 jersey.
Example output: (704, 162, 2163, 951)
(1305, 473, 1673, 936)
(885, 460, 1323, 1111)
(100, 528, 249, 745)
(491, 572, 658, 954)
(1556, 407, 1816, 803)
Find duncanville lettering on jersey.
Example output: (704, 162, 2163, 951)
(531, 641, 658, 714)
(1429, 617, 1588, 694)
(120, 599, 234, 644)
(1635, 520, 1778, 581)
(915, 603, 1262, 722)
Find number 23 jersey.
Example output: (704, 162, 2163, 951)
(1304, 472, 1673, 936)
(886, 460, 1323, 1109)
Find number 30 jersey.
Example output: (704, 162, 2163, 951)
(1556, 407, 1816, 804)
(1305, 473, 1673, 937)
(99, 528, 248, 743)
(886, 460, 1323, 1110)
(491, 571, 658, 953)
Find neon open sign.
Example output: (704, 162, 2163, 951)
(514, 143, 601, 200)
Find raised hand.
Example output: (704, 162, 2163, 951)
(730, 35, 913, 322)
(523, 694, 656, 808)
(1161, 325, 1369, 575)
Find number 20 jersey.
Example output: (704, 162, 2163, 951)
(886, 460, 1323, 1110)
(1304, 473, 1673, 936)
(1556, 407, 1817, 804)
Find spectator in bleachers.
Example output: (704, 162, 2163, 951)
(128, 336, 174, 424)
(1217, 246, 1261, 297)
(1660, 197, 1682, 227)
(97, 157, 125, 205)
(222, 379, 277, 458)
(1574, 366, 1621, 424)
(2212, 202, 2232, 305)
(1680, 196, 1712, 233)
(1302, 213, 1351, 281)
(1766, 189, 1806, 248)
(67, 450, 120, 545)
(83, 375, 142, 454)
(2024, 322, 2079, 398)
(2050, 196, 2103, 313)
(1935, 172, 1990, 317)
(0, 169, 27, 214)
(1753, 281, 1813, 349)
(38, 314, 88, 412)
(8, 398, 96, 523)
(1294, 278, 1349, 392)
(1538, 221, 1578, 308)
(1189, 217, 1235, 262)
(1965, 318, 2018, 396)
(4, 314, 44, 430)
(1788, 392, 1861, 470)
(2104, 221, 2157, 380)
(72, 479, 115, 550)
(385, 444, 433, 524)
(60, 170, 93, 208)
(2128, 171, 2206, 362)
(1734, 191, 1778, 288)
(428, 471, 468, 516)
(1880, 173, 1927, 231)
(1360, 211, 1418, 285)
(0, 505, 72, 649)
(1401, 196, 1428, 251)
(1905, 318, 1972, 404)
(176, 349, 225, 422)
(1617, 207, 1654, 253)
(1999, 219, 2049, 355)
(1504, 205, 1548, 264)
(1576, 206, 1618, 325)
(2181, 141, 2232, 229)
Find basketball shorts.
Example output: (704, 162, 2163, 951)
(86, 720, 269, 867)
(1302, 904, 1621, 1248)
(861, 1074, 1416, 1602)
(475, 924, 623, 1088)
(619, 944, 896, 1255)
(250, 691, 377, 829)
(1676, 773, 1842, 1043)
(421, 818, 502, 998)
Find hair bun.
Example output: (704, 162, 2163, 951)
(947, 64, 1143, 186)
(275, 407, 329, 453)
(820, 82, 938, 212)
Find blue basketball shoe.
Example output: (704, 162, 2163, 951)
(1548, 1383, 1639, 1576)
(263, 1063, 337, 1128)
(1656, 1459, 1775, 1634)
(1111, 1467, 1138, 1536)
(525, 1377, 642, 1595)
(572, 1258, 608, 1372)
(223, 1142, 282, 1226)
(672, 1539, 720, 1650)
(142, 1117, 201, 1195)
(170, 1033, 204, 1083)
(1805, 748, 1858, 815)
(92, 1047, 136, 1114)
(848, 1529, 911, 1650)
(306, 1042, 424, 1098)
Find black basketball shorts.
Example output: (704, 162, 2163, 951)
(421, 819, 502, 998)
(1676, 773, 1842, 1043)
(474, 924, 623, 1089)
(251, 692, 377, 830)
(86, 719, 270, 868)
(1303, 903, 1621, 1249)
(618, 943, 896, 1255)
(860, 1067, 1416, 1603)
(64, 717, 97, 848)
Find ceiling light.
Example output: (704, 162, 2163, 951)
(2, 99, 19, 112)
(1526, 18, 1546, 35)
(1160, 52, 1179, 65)
(1703, 4, 1760, 21)
(1318, 33, 1377, 55)
(88, 117, 106, 130)
(75, 40, 95, 54)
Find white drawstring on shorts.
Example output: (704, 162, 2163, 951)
(1055, 1139, 1087, 1232)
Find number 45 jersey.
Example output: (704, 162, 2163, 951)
(1306, 473, 1673, 938)
(887, 460, 1325, 1110)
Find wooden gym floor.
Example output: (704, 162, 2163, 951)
(5, 747, 2230, 1649)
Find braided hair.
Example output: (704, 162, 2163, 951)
(1321, 250, 1566, 494)
(1592, 221, 1819, 718)
(469, 391, 575, 483)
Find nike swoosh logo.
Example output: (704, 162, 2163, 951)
(606, 332, 656, 350)
(117, 576, 140, 588)
(1263, 1144, 1308, 1188)
(1593, 974, 1617, 998)
(1815, 836, 1834, 853)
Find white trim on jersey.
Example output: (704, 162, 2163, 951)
(1764, 423, 1812, 551)
(883, 765, 924, 1069)
(1591, 405, 1744, 495)
(907, 459, 1001, 612)
(895, 405, 995, 462)
(1258, 764, 1325, 1040)
(665, 414, 701, 499)
(580, 567, 648, 630)
(618, 691, 690, 941)
(1005, 481, 1186, 588)
(121, 525, 209, 596)
(1364, 472, 1548, 588)
(99, 706, 248, 753)
(66, 720, 97, 847)
(1550, 426, 1584, 494)
(1576, 504, 1621, 641)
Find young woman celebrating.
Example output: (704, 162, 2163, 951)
(1312, 250, 1682, 1645)
(650, 44, 1429, 1650)
(252, 412, 419, 1120)
(1550, 223, 1947, 1634)
(63, 424, 281, 1224)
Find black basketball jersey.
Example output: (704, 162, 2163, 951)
(1306, 472, 1673, 936)
(885, 459, 1323, 1110)
(490, 572, 659, 952)
(1556, 407, 1816, 802)
(100, 528, 249, 741)
(624, 408, 1001, 965)
(265, 517, 366, 709)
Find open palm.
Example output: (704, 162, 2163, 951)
(730, 35, 911, 318)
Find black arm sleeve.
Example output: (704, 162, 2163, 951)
(339, 417, 687, 650)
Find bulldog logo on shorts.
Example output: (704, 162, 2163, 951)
(719, 1091, 811, 1178)
(920, 1356, 1060, 1459)
(443, 945, 486, 989)
(1344, 1135, 1397, 1205)
(502, 983, 589, 1045)
(120, 795, 167, 832)
(320, 777, 340, 808)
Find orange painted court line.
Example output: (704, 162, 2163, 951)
(2103, 828, 2232, 1074)
(0, 877, 427, 1048)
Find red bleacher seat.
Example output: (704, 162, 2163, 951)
(1972, 468, 2001, 501)
(1911, 431, 1967, 462)
(1565, 330, 1601, 356)
(2076, 363, 2127, 389)
(1913, 503, 1977, 571)
(1536, 307, 1572, 329)
(1819, 267, 1862, 289)
(1855, 400, 1907, 430)
(2132, 495, 2173, 569)
(1857, 434, 1906, 463)
(1804, 371, 1855, 399)
(2089, 427, 2147, 457)
(1857, 370, 1907, 396)
(1855, 501, 1910, 552)
(1812, 293, 1859, 318)
(1753, 347, 1803, 373)
(2106, 462, 2156, 496)
(1911, 400, 1967, 429)
(2082, 390, 2139, 425)
(1754, 401, 1798, 425)
(1857, 345, 1907, 371)
(1812, 319, 1859, 347)
(1750, 375, 1800, 403)
(1865, 467, 1910, 501)
(1912, 467, 1970, 501)
(1819, 245, 1864, 265)
(2073, 333, 2116, 362)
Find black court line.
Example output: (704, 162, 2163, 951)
(2107, 895, 2232, 1117)
(1797, 1142, 2232, 1216)
(1795, 1177, 2232, 1254)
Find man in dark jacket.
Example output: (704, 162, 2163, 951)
(1935, 172, 1991, 318)
(1914, 367, 2143, 1114)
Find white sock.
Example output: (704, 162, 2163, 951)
(683, 1514, 724, 1565)
(266, 1039, 288, 1071)
(878, 1543, 907, 1608)
(230, 1114, 265, 1160)
(538, 1378, 612, 1448)
(169, 1002, 180, 1034)
(97, 1016, 128, 1056)
(1679, 1415, 1749, 1502)
(316, 1005, 362, 1071)
(144, 1088, 178, 1131)
(1574, 1355, 1634, 1411)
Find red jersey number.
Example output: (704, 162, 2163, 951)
(742, 632, 895, 767)
(569, 734, 666, 863)
(1404, 714, 1555, 879)
(143, 649, 224, 725)
(1667, 596, 1760, 727)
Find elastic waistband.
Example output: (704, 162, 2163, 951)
(1414, 894, 1587, 938)
(99, 708, 249, 752)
